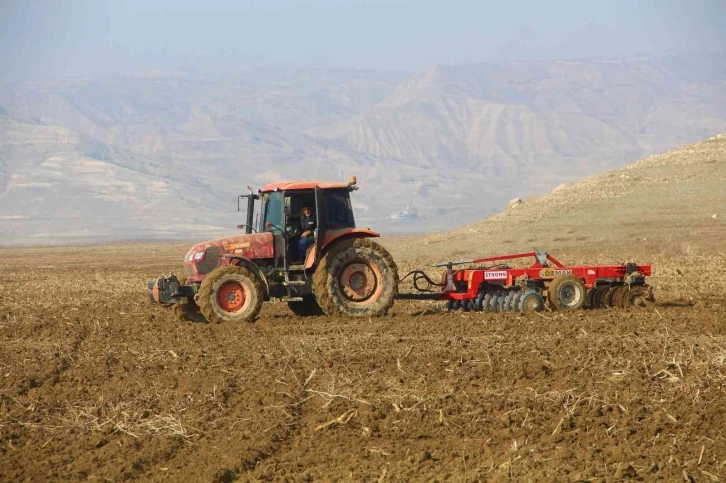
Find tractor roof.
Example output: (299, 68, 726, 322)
(260, 180, 353, 192)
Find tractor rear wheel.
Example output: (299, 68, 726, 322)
(197, 265, 263, 323)
(313, 238, 398, 317)
(287, 296, 324, 316)
(547, 274, 587, 310)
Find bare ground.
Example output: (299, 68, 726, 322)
(1, 242, 725, 482)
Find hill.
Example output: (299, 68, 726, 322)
(417, 133, 726, 257)
(385, 134, 726, 304)
(1, 52, 725, 244)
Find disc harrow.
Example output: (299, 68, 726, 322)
(398, 251, 653, 313)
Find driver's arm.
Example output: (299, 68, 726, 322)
(301, 216, 316, 238)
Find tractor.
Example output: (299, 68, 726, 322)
(148, 176, 399, 322)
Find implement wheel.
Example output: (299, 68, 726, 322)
(197, 265, 263, 323)
(547, 275, 587, 310)
(519, 291, 545, 313)
(313, 238, 398, 317)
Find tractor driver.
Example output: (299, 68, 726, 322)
(298, 204, 316, 260)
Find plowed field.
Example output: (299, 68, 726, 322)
(1, 242, 725, 482)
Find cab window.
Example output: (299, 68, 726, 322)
(262, 191, 284, 234)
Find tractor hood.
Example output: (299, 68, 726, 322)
(183, 232, 274, 280)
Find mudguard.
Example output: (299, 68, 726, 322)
(306, 227, 380, 269)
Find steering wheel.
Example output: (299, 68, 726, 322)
(285, 224, 300, 237)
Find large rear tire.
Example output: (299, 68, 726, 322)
(547, 274, 587, 310)
(313, 238, 398, 317)
(197, 265, 263, 323)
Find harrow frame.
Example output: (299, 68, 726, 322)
(398, 251, 653, 312)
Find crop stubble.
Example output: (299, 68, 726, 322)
(0, 243, 725, 481)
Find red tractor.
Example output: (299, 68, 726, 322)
(148, 177, 398, 322)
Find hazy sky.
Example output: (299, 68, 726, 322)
(2, 0, 724, 82)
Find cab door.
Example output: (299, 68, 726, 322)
(311, 186, 328, 267)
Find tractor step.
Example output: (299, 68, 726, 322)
(285, 280, 306, 285)
(282, 296, 304, 302)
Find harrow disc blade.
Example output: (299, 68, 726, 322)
(501, 293, 512, 312)
(483, 293, 494, 312)
(611, 286, 629, 308)
(489, 294, 500, 312)
(474, 292, 486, 311)
(509, 292, 522, 312)
(624, 286, 655, 308)
(586, 287, 599, 308)
(604, 287, 619, 307)
(496, 295, 507, 312)
(592, 286, 610, 308)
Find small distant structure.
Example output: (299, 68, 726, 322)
(507, 198, 524, 210)
(390, 205, 418, 220)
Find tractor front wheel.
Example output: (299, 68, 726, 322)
(313, 238, 398, 317)
(197, 265, 263, 323)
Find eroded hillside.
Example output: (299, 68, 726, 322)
(1, 53, 725, 243)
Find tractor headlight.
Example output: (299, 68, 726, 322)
(193, 251, 206, 262)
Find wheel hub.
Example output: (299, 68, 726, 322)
(217, 281, 246, 312)
(340, 263, 377, 301)
(561, 286, 576, 305)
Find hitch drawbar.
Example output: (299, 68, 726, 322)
(147, 276, 197, 305)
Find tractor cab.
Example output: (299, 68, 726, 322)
(243, 177, 359, 270)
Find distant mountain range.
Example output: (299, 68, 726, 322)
(1, 52, 724, 245)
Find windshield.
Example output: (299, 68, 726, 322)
(262, 191, 284, 234)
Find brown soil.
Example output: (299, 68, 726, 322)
(1, 242, 725, 482)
